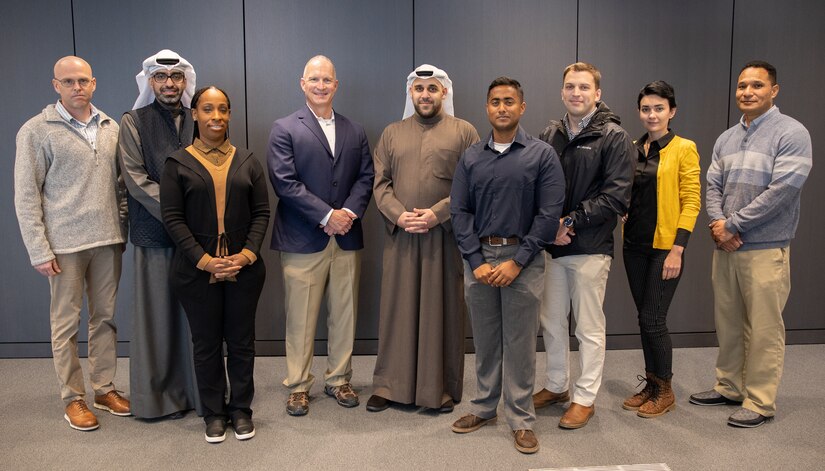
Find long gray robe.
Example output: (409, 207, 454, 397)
(372, 112, 479, 408)
(119, 114, 200, 418)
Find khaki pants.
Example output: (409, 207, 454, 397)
(49, 244, 122, 403)
(540, 253, 611, 406)
(712, 248, 790, 416)
(281, 238, 360, 392)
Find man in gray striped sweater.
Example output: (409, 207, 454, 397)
(689, 61, 812, 428)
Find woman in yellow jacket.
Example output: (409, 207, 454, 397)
(621, 81, 701, 418)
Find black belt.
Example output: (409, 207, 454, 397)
(480, 236, 520, 247)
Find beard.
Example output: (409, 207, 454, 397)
(414, 100, 442, 119)
(156, 87, 183, 105)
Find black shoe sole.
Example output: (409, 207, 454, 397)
(689, 398, 743, 406)
(728, 415, 772, 428)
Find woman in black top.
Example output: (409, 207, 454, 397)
(621, 81, 701, 418)
(161, 86, 269, 442)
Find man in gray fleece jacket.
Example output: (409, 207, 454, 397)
(690, 61, 812, 428)
(14, 56, 131, 432)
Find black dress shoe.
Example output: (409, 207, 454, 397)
(438, 399, 455, 414)
(205, 418, 227, 443)
(232, 417, 256, 440)
(366, 394, 390, 412)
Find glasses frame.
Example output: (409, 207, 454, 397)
(54, 77, 93, 88)
(152, 72, 186, 84)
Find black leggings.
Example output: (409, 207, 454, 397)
(623, 246, 683, 379)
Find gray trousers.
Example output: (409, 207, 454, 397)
(464, 244, 544, 430)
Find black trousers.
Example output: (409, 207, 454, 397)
(174, 261, 265, 422)
(623, 245, 682, 379)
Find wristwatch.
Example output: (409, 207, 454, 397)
(563, 216, 574, 228)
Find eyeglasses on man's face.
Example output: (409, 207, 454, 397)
(152, 72, 185, 84)
(54, 78, 92, 88)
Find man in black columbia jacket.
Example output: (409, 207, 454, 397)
(532, 62, 635, 430)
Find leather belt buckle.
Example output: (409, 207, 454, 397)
(481, 236, 518, 247)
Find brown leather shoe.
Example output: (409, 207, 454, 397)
(366, 394, 391, 412)
(287, 392, 310, 416)
(451, 414, 496, 433)
(622, 373, 655, 411)
(559, 402, 595, 429)
(64, 399, 99, 431)
(533, 388, 570, 409)
(513, 429, 539, 454)
(93, 390, 131, 416)
(638, 375, 676, 418)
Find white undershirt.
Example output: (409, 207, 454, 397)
(308, 103, 336, 155)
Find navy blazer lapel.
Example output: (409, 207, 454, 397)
(298, 105, 333, 157)
(333, 112, 346, 160)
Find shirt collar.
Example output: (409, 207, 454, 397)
(484, 126, 528, 153)
(562, 105, 599, 136)
(55, 100, 100, 126)
(739, 105, 777, 129)
(307, 104, 335, 123)
(193, 137, 233, 155)
(637, 130, 675, 150)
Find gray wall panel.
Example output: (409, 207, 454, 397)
(244, 0, 414, 348)
(414, 0, 578, 137)
(3, 1, 823, 357)
(1, 0, 75, 344)
(730, 0, 825, 330)
(578, 0, 735, 336)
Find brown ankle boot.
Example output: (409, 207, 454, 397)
(622, 372, 655, 411)
(637, 375, 676, 418)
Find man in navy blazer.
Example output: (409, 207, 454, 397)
(267, 55, 374, 417)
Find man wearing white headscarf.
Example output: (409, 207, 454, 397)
(117, 49, 200, 419)
(367, 64, 479, 413)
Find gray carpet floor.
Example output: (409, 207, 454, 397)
(1, 345, 823, 470)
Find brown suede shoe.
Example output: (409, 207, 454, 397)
(559, 402, 595, 429)
(287, 392, 310, 416)
(64, 399, 99, 431)
(622, 373, 655, 411)
(513, 429, 539, 454)
(451, 414, 496, 433)
(93, 390, 131, 416)
(533, 388, 570, 409)
(324, 383, 359, 408)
